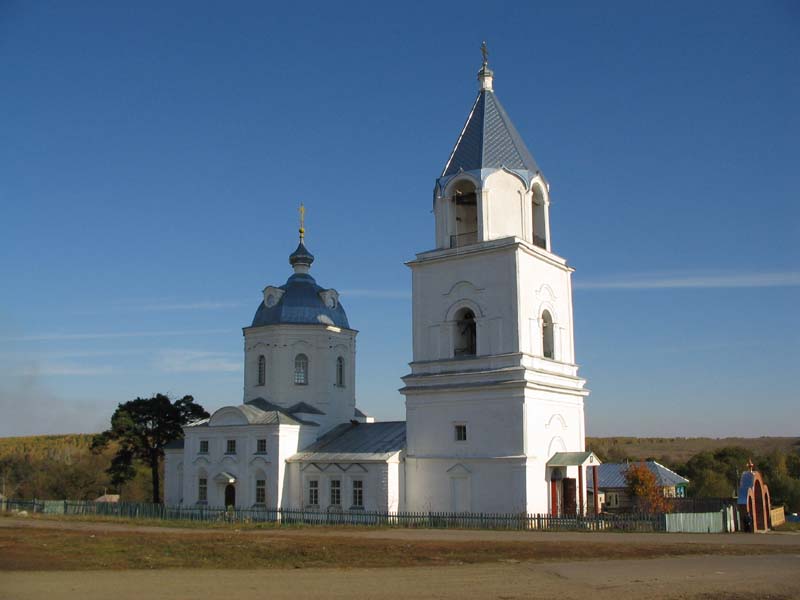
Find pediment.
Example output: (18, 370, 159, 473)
(447, 463, 471, 475)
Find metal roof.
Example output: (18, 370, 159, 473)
(441, 89, 540, 179)
(547, 451, 599, 467)
(289, 421, 406, 462)
(251, 272, 350, 329)
(287, 402, 326, 416)
(585, 461, 689, 490)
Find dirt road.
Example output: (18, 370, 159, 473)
(1, 555, 798, 600)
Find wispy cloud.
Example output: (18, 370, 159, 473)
(1, 329, 231, 343)
(340, 289, 412, 299)
(2, 363, 114, 377)
(155, 350, 241, 374)
(136, 301, 244, 311)
(574, 271, 800, 291)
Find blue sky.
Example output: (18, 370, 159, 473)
(0, 1, 798, 437)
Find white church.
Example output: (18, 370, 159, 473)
(164, 53, 598, 516)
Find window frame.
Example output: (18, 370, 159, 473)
(335, 356, 345, 387)
(329, 478, 342, 507)
(454, 423, 468, 443)
(256, 438, 267, 454)
(255, 479, 266, 505)
(225, 439, 237, 455)
(257, 354, 266, 386)
(198, 477, 208, 503)
(294, 353, 309, 385)
(199, 440, 209, 454)
(351, 479, 364, 509)
(307, 479, 319, 507)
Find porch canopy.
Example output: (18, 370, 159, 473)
(213, 472, 237, 485)
(547, 451, 602, 516)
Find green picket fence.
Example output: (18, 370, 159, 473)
(2, 498, 667, 532)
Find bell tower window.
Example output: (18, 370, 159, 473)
(257, 355, 266, 386)
(450, 181, 478, 248)
(532, 184, 548, 250)
(294, 353, 309, 385)
(542, 310, 555, 359)
(454, 308, 477, 357)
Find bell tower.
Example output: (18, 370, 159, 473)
(401, 47, 589, 515)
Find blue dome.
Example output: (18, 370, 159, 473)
(252, 272, 350, 328)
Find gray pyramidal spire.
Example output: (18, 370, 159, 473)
(441, 63, 540, 179)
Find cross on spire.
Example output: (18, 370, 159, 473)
(298, 203, 305, 240)
(481, 41, 489, 67)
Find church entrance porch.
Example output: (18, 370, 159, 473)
(546, 451, 601, 516)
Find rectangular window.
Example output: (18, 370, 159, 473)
(255, 479, 266, 504)
(330, 479, 341, 506)
(352, 479, 364, 508)
(308, 480, 319, 506)
(256, 439, 267, 454)
(454, 424, 467, 442)
(198, 478, 207, 503)
(226, 439, 237, 455)
(199, 440, 209, 454)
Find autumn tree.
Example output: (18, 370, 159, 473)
(624, 462, 672, 514)
(92, 394, 208, 503)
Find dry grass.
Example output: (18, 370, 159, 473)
(1, 524, 798, 571)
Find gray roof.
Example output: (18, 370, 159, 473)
(547, 451, 598, 467)
(289, 421, 406, 462)
(586, 461, 689, 490)
(287, 402, 326, 416)
(441, 89, 540, 180)
(190, 397, 320, 428)
(354, 407, 368, 418)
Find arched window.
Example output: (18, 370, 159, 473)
(454, 308, 477, 357)
(336, 356, 345, 387)
(450, 181, 478, 248)
(294, 353, 309, 385)
(542, 310, 555, 359)
(532, 184, 547, 249)
(257, 355, 266, 386)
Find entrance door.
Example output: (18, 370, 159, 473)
(562, 478, 577, 515)
(224, 484, 236, 508)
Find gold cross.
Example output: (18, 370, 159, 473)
(298, 203, 305, 240)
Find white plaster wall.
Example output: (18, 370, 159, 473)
(516, 246, 576, 364)
(404, 457, 527, 513)
(410, 245, 518, 361)
(292, 461, 395, 512)
(243, 323, 357, 434)
(483, 170, 527, 242)
(179, 422, 308, 508)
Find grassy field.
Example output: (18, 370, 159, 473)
(587, 436, 800, 464)
(2, 518, 799, 571)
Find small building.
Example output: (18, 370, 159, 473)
(586, 461, 688, 513)
(737, 461, 772, 532)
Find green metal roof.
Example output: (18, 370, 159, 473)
(546, 451, 600, 467)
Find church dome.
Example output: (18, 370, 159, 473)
(251, 241, 350, 329)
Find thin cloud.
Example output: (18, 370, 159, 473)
(136, 301, 244, 311)
(5, 364, 114, 377)
(155, 350, 241, 374)
(1, 329, 231, 342)
(340, 289, 412, 299)
(574, 271, 800, 291)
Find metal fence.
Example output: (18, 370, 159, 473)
(2, 498, 671, 532)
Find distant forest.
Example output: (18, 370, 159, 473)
(2, 434, 799, 512)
